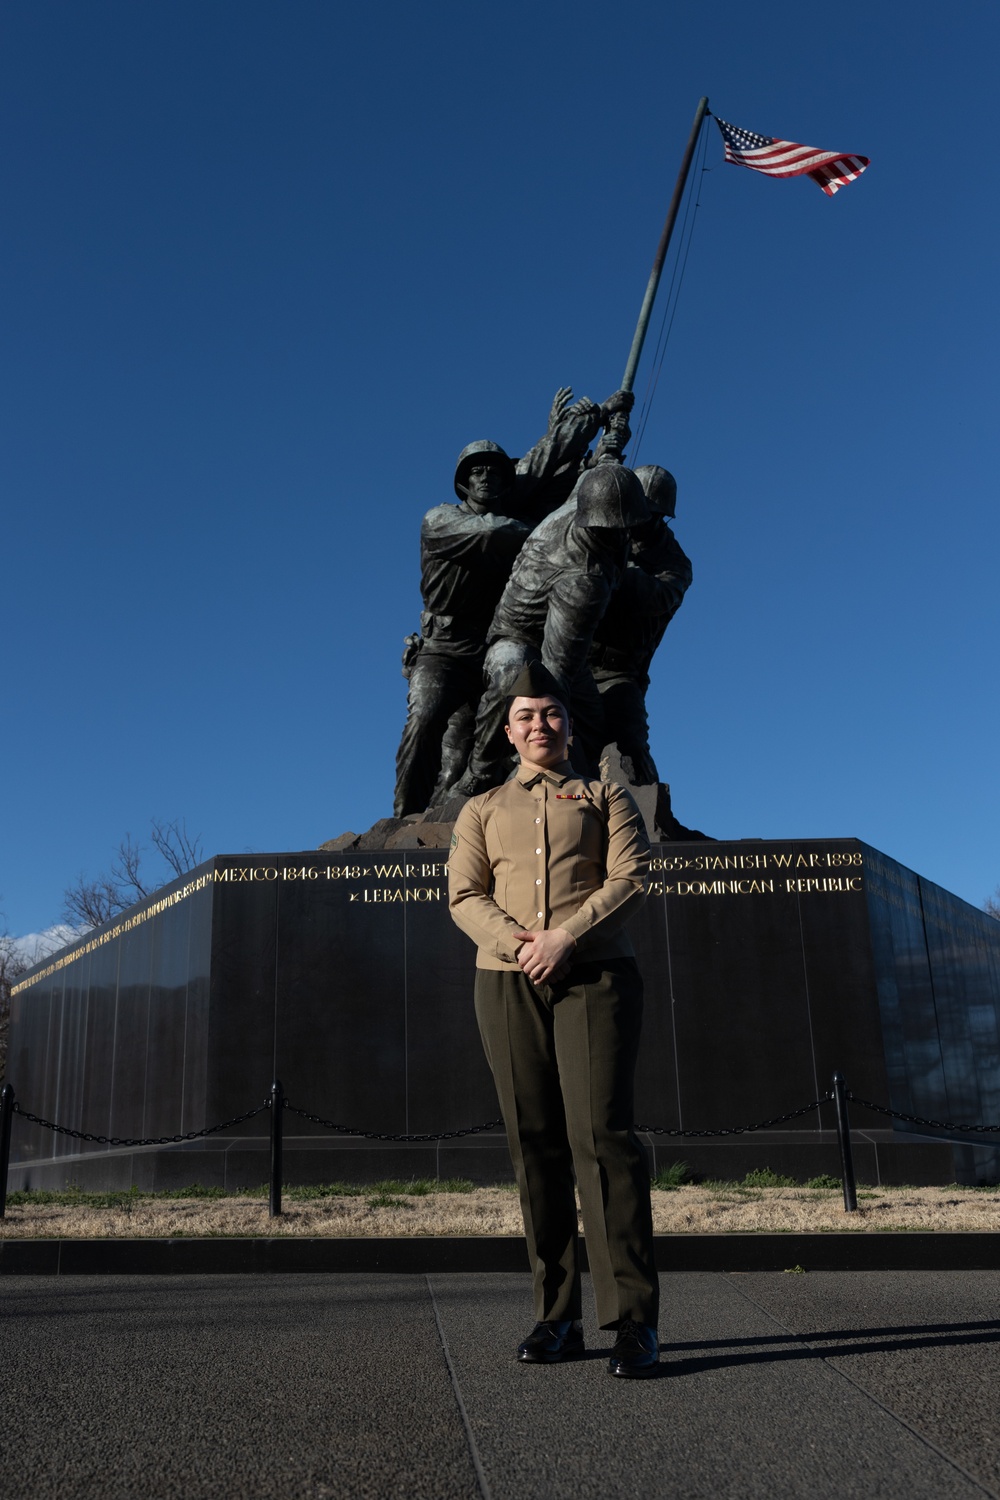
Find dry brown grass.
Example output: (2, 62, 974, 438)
(650, 1184, 1000, 1234)
(3, 1183, 1000, 1238)
(0, 1189, 522, 1240)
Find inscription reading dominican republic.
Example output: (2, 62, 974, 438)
(646, 848, 864, 899)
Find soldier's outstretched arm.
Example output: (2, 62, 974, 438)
(548, 386, 574, 431)
(514, 390, 604, 506)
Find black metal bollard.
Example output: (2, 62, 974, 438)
(832, 1071, 858, 1212)
(269, 1078, 284, 1217)
(0, 1083, 15, 1220)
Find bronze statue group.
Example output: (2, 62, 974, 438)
(395, 389, 691, 1378)
(393, 386, 691, 820)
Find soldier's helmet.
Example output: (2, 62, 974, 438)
(633, 464, 677, 519)
(454, 441, 517, 500)
(573, 463, 649, 529)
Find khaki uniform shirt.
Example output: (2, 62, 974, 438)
(448, 760, 650, 970)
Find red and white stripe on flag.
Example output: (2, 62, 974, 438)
(715, 118, 870, 196)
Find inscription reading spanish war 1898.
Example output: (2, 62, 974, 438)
(646, 848, 864, 898)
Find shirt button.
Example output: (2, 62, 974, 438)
(537, 912, 544, 919)
(535, 848, 542, 855)
(534, 817, 541, 824)
(535, 878, 542, 886)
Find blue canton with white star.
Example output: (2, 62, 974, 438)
(719, 120, 775, 150)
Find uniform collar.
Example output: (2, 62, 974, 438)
(515, 759, 575, 789)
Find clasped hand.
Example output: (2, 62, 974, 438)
(514, 928, 576, 984)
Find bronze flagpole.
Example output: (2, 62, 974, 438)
(621, 96, 710, 394)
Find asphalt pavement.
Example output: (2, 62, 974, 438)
(2, 1270, 1000, 1499)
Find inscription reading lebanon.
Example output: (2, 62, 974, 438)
(349, 886, 443, 904)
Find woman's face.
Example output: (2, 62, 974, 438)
(504, 695, 571, 769)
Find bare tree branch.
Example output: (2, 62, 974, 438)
(111, 834, 151, 902)
(150, 818, 203, 878)
(985, 887, 1000, 922)
(62, 875, 123, 929)
(62, 819, 203, 930)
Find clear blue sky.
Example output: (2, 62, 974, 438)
(3, 0, 998, 939)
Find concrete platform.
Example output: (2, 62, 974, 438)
(3, 1232, 1000, 1275)
(3, 1270, 1000, 1498)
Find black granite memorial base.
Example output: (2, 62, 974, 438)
(8, 838, 1000, 1191)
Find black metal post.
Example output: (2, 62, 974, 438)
(0, 1083, 15, 1220)
(832, 1071, 857, 1212)
(269, 1078, 284, 1217)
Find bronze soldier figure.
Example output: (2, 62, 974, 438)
(393, 393, 609, 817)
(591, 464, 692, 784)
(452, 451, 650, 795)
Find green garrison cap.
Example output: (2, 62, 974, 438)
(505, 660, 570, 710)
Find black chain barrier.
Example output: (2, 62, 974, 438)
(634, 1095, 831, 1137)
(16, 1090, 994, 1153)
(847, 1093, 1000, 1136)
(10, 1097, 271, 1149)
(283, 1100, 504, 1143)
(5, 1074, 1000, 1221)
(284, 1095, 833, 1144)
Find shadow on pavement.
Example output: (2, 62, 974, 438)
(668, 1319, 1000, 1377)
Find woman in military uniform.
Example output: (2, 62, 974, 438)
(447, 660, 659, 1378)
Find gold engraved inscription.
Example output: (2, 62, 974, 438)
(648, 878, 777, 897)
(649, 850, 863, 874)
(785, 877, 863, 894)
(325, 862, 447, 883)
(646, 848, 865, 899)
(348, 887, 443, 904)
(12, 868, 222, 993)
(13, 858, 450, 993)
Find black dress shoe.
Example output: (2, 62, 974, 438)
(516, 1320, 585, 1364)
(607, 1319, 659, 1378)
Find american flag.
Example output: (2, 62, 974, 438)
(715, 117, 870, 197)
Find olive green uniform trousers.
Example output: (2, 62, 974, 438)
(475, 956, 659, 1330)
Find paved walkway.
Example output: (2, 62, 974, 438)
(3, 1271, 1000, 1498)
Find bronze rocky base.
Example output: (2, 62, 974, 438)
(319, 746, 710, 852)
